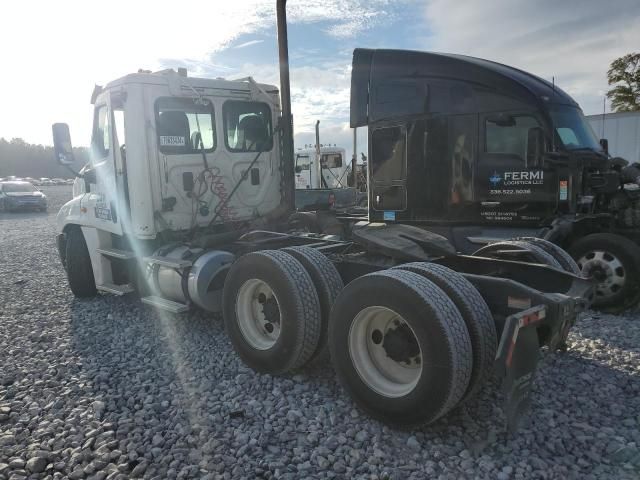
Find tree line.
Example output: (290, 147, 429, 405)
(607, 52, 639, 112)
(0, 138, 88, 179)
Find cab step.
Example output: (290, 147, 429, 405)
(143, 256, 192, 270)
(97, 283, 135, 296)
(141, 295, 189, 313)
(97, 247, 137, 260)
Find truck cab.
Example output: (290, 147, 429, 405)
(351, 49, 640, 309)
(57, 70, 284, 241)
(295, 145, 349, 189)
(351, 49, 603, 232)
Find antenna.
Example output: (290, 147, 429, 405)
(552, 76, 555, 99)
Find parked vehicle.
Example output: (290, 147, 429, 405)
(292, 121, 358, 215)
(51, 0, 592, 431)
(295, 146, 349, 190)
(0, 181, 47, 212)
(322, 49, 639, 310)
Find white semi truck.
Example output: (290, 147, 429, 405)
(295, 145, 349, 190)
(52, 0, 592, 431)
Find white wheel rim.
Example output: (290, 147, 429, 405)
(348, 306, 423, 398)
(577, 250, 626, 299)
(236, 279, 281, 350)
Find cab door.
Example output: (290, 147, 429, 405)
(369, 125, 407, 220)
(475, 113, 556, 225)
(83, 95, 123, 235)
(295, 154, 312, 189)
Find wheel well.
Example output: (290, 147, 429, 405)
(63, 223, 81, 234)
(554, 218, 612, 250)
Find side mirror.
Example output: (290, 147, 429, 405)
(599, 138, 609, 155)
(526, 127, 545, 168)
(84, 169, 97, 185)
(52, 123, 75, 165)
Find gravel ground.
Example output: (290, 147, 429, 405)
(0, 185, 639, 480)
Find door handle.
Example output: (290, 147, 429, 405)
(481, 201, 501, 206)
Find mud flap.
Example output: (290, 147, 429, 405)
(495, 305, 546, 434)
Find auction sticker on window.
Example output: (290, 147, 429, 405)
(160, 136, 185, 146)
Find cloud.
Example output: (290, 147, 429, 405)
(0, 0, 400, 146)
(286, 0, 399, 38)
(233, 40, 265, 49)
(423, 0, 640, 114)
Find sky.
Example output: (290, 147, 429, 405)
(1, 0, 639, 160)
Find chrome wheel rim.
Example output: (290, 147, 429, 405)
(348, 306, 422, 398)
(236, 279, 281, 350)
(577, 250, 625, 300)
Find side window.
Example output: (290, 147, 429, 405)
(93, 105, 110, 159)
(485, 115, 538, 160)
(321, 153, 342, 168)
(370, 126, 407, 211)
(556, 127, 580, 147)
(114, 109, 126, 146)
(156, 97, 216, 154)
(450, 115, 475, 203)
(223, 101, 273, 152)
(371, 126, 406, 182)
(295, 154, 310, 171)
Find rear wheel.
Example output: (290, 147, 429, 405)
(568, 233, 640, 310)
(282, 246, 343, 362)
(222, 250, 322, 374)
(393, 262, 496, 404)
(65, 227, 97, 298)
(329, 269, 472, 427)
(514, 237, 580, 274)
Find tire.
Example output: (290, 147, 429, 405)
(514, 237, 581, 275)
(473, 240, 562, 269)
(222, 250, 322, 374)
(282, 246, 343, 362)
(328, 269, 472, 427)
(393, 262, 496, 404)
(568, 233, 640, 309)
(65, 227, 97, 298)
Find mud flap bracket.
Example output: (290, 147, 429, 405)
(495, 304, 546, 434)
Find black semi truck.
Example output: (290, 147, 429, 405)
(347, 49, 640, 310)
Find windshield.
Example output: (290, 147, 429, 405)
(3, 182, 37, 193)
(550, 105, 601, 152)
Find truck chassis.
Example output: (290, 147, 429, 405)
(57, 223, 591, 431)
